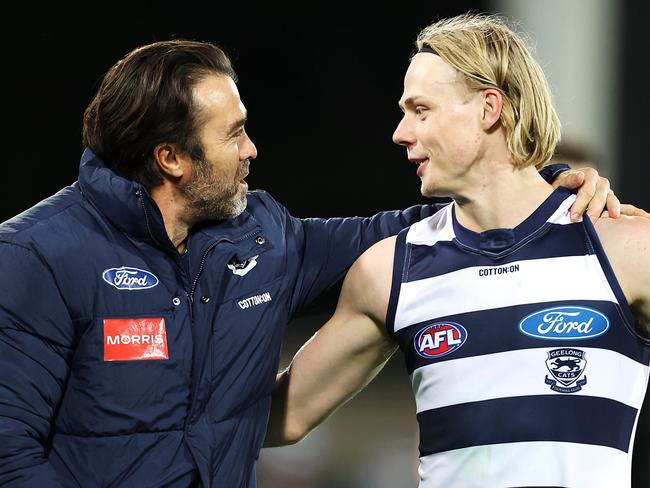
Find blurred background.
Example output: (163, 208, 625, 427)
(4, 0, 649, 486)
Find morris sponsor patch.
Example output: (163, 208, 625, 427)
(103, 317, 169, 361)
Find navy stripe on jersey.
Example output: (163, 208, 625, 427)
(396, 300, 650, 374)
(451, 187, 573, 252)
(387, 228, 409, 336)
(406, 222, 588, 283)
(418, 395, 637, 456)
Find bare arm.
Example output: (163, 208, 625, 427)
(596, 216, 650, 331)
(265, 237, 398, 446)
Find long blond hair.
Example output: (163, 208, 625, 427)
(416, 13, 561, 168)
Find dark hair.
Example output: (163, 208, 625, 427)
(82, 39, 237, 188)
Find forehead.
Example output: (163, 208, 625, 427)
(193, 74, 246, 125)
(400, 53, 465, 103)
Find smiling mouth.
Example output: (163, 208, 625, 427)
(239, 162, 250, 183)
(414, 158, 429, 177)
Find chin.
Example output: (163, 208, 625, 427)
(229, 194, 248, 217)
(421, 184, 450, 200)
(420, 183, 437, 198)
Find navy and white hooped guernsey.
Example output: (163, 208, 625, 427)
(386, 188, 650, 488)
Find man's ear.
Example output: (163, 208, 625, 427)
(481, 88, 503, 130)
(152, 143, 188, 179)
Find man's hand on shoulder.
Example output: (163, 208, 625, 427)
(552, 166, 649, 223)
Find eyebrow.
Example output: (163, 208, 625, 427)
(398, 96, 426, 111)
(226, 114, 247, 136)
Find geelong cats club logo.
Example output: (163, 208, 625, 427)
(414, 322, 467, 359)
(545, 348, 587, 393)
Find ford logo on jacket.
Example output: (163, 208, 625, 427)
(102, 267, 160, 290)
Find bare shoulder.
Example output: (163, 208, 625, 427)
(595, 216, 650, 328)
(595, 215, 650, 253)
(352, 235, 397, 275)
(339, 236, 397, 324)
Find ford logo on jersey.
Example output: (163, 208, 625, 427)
(414, 322, 467, 359)
(519, 306, 609, 340)
(102, 267, 159, 290)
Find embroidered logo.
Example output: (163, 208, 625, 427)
(102, 267, 159, 290)
(238, 292, 272, 309)
(227, 255, 259, 276)
(103, 317, 169, 361)
(544, 348, 587, 393)
(519, 306, 609, 340)
(414, 322, 467, 359)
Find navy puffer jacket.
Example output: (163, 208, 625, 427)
(0, 149, 437, 487)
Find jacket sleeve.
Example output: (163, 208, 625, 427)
(0, 243, 73, 486)
(284, 202, 441, 313)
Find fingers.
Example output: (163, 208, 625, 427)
(551, 166, 630, 223)
(567, 168, 600, 221)
(605, 189, 620, 219)
(620, 204, 650, 218)
(584, 172, 611, 223)
(552, 169, 584, 190)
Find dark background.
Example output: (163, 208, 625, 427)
(4, 2, 650, 487)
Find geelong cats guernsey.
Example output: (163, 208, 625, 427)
(386, 188, 650, 488)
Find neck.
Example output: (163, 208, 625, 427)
(150, 184, 192, 253)
(451, 160, 554, 233)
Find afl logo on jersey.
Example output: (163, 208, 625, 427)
(519, 306, 609, 340)
(414, 322, 467, 359)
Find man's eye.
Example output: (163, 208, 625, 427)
(415, 106, 427, 117)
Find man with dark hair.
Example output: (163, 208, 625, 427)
(0, 38, 630, 487)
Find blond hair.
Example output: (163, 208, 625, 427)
(416, 13, 561, 168)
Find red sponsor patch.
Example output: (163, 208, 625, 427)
(103, 317, 169, 361)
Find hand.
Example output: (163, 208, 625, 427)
(552, 167, 618, 222)
(603, 204, 650, 219)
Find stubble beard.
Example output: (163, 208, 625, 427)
(180, 158, 248, 223)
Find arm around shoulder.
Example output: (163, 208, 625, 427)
(265, 236, 398, 446)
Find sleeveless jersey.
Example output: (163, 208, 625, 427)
(386, 188, 650, 488)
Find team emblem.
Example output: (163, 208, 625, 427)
(414, 322, 467, 359)
(544, 348, 587, 393)
(227, 255, 259, 276)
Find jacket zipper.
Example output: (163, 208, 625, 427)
(184, 228, 262, 431)
(136, 188, 164, 249)
(188, 228, 261, 302)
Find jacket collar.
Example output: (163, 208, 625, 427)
(77, 148, 259, 250)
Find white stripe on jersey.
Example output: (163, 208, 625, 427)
(394, 254, 617, 333)
(418, 441, 629, 488)
(405, 193, 576, 248)
(411, 347, 649, 414)
(547, 193, 579, 225)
